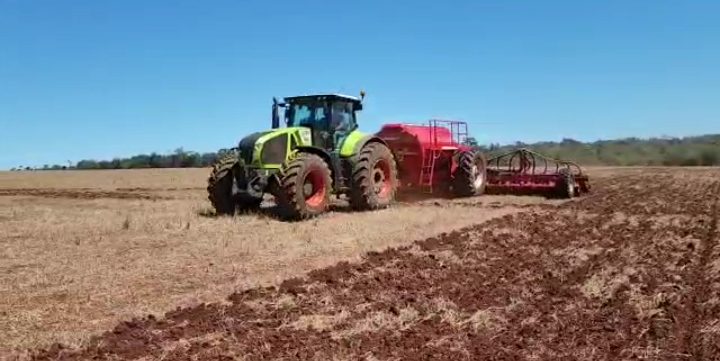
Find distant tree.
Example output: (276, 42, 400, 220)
(464, 137, 479, 147)
(76, 160, 99, 169)
(561, 138, 582, 145)
(148, 152, 161, 168)
(201, 152, 218, 166)
(699, 149, 719, 166)
(181, 152, 201, 167)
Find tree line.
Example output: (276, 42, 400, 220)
(465, 134, 720, 167)
(10, 134, 720, 171)
(11, 148, 233, 171)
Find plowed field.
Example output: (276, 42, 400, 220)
(3, 167, 714, 361)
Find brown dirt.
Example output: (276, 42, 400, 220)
(8, 167, 718, 360)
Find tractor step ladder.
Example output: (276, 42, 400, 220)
(419, 149, 440, 194)
(419, 121, 441, 194)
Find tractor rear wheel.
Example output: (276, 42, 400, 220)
(275, 152, 333, 220)
(350, 142, 398, 210)
(452, 150, 487, 197)
(207, 152, 262, 215)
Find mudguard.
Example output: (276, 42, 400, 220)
(340, 130, 390, 158)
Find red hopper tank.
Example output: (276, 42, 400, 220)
(376, 121, 471, 191)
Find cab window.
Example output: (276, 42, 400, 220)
(331, 101, 354, 131)
(287, 102, 328, 129)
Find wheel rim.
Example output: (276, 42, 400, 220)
(303, 169, 326, 208)
(372, 159, 392, 198)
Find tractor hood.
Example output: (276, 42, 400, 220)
(237, 131, 272, 164)
(236, 127, 313, 167)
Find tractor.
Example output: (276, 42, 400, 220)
(207, 92, 399, 220)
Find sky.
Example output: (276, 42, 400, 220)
(1, 0, 718, 169)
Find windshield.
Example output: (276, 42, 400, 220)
(286, 102, 328, 128)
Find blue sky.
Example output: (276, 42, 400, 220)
(1, 0, 718, 169)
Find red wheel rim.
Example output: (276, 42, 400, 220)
(304, 168, 326, 208)
(372, 159, 392, 198)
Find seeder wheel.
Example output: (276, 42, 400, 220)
(452, 150, 487, 197)
(556, 169, 576, 199)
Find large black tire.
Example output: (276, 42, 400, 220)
(350, 142, 398, 210)
(275, 152, 333, 220)
(451, 150, 487, 197)
(555, 169, 576, 199)
(207, 152, 261, 215)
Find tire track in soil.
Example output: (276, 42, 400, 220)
(674, 181, 720, 361)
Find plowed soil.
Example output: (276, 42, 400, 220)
(17, 168, 719, 361)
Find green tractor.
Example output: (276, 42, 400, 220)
(207, 92, 398, 220)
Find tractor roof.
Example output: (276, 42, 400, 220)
(284, 93, 362, 104)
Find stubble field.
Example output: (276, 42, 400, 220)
(1, 167, 719, 360)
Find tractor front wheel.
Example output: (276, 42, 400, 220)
(452, 150, 487, 197)
(275, 152, 333, 220)
(207, 152, 262, 215)
(350, 142, 398, 210)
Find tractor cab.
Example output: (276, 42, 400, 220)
(273, 93, 363, 151)
(209, 90, 397, 221)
